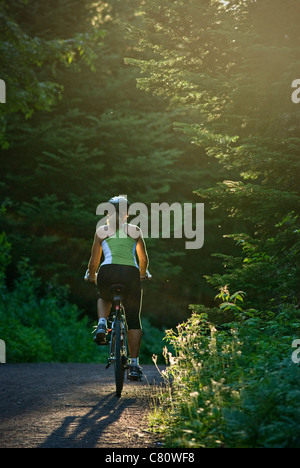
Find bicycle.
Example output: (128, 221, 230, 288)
(105, 283, 134, 397)
(85, 270, 151, 397)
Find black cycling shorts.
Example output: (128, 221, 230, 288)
(97, 264, 142, 330)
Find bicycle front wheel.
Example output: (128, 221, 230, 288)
(114, 319, 124, 397)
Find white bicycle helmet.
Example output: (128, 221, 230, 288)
(108, 195, 130, 213)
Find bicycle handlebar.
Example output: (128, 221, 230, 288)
(84, 268, 152, 282)
(142, 269, 152, 280)
(84, 269, 95, 282)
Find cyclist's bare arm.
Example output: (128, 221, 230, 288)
(87, 232, 103, 281)
(134, 229, 149, 279)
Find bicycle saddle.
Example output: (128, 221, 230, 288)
(108, 284, 127, 301)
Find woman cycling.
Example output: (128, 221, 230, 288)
(86, 196, 149, 380)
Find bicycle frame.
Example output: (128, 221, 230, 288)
(84, 270, 152, 395)
(105, 286, 129, 397)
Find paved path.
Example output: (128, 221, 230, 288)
(0, 363, 165, 448)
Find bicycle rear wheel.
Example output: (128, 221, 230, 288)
(114, 319, 124, 397)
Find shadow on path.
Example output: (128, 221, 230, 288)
(39, 392, 137, 448)
(0, 364, 163, 448)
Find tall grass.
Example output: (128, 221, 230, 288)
(150, 290, 300, 448)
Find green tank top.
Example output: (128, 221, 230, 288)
(101, 226, 138, 268)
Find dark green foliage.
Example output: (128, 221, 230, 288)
(1, 0, 299, 447)
(127, 0, 300, 310)
(0, 0, 231, 328)
(0, 0, 104, 147)
(224, 361, 300, 448)
(130, 0, 300, 448)
(0, 233, 98, 362)
(152, 292, 300, 448)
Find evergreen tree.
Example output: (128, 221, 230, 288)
(0, 0, 104, 148)
(1, 0, 232, 326)
(126, 0, 300, 310)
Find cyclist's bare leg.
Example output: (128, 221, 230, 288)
(94, 299, 111, 344)
(127, 329, 142, 359)
(97, 298, 111, 320)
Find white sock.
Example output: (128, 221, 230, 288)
(98, 318, 107, 327)
(131, 358, 139, 366)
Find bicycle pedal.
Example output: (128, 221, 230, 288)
(128, 375, 142, 382)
